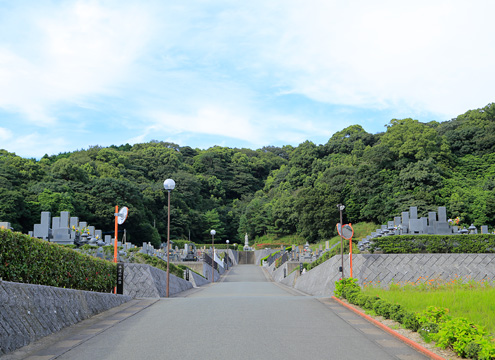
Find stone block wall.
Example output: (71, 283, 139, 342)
(0, 280, 130, 356)
(203, 262, 220, 282)
(123, 263, 193, 298)
(277, 253, 495, 297)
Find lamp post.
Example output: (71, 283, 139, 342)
(226, 240, 229, 269)
(337, 204, 345, 278)
(164, 178, 176, 298)
(210, 229, 216, 283)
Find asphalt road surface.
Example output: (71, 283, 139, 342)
(11, 265, 430, 360)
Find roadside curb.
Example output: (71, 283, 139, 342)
(331, 296, 445, 360)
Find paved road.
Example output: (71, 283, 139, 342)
(11, 266, 429, 360)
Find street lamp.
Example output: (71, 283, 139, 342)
(164, 178, 176, 298)
(210, 229, 216, 283)
(226, 240, 229, 269)
(337, 204, 345, 278)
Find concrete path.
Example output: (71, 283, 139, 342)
(7, 265, 430, 360)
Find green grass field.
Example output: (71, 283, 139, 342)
(362, 279, 495, 336)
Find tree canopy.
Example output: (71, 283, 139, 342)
(1, 103, 494, 246)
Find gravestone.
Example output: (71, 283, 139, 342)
(434, 207, 452, 235)
(410, 206, 418, 219)
(0, 222, 12, 230)
(60, 211, 70, 228)
(408, 208, 423, 234)
(427, 212, 437, 234)
(33, 212, 51, 240)
(52, 211, 72, 245)
(325, 241, 329, 250)
(52, 217, 60, 230)
(481, 225, 489, 234)
(401, 212, 410, 234)
(409, 219, 424, 234)
(438, 207, 447, 223)
(421, 217, 428, 234)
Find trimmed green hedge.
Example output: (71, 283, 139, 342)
(370, 234, 495, 254)
(0, 228, 116, 292)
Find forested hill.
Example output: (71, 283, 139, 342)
(1, 103, 495, 246)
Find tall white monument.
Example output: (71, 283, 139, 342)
(244, 233, 249, 250)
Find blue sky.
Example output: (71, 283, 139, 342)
(1, 0, 494, 159)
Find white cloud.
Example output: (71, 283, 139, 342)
(0, 0, 154, 124)
(255, 0, 495, 117)
(2, 0, 495, 158)
(0, 130, 71, 158)
(0, 127, 13, 141)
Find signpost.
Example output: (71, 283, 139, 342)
(116, 263, 124, 295)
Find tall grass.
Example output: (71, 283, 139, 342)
(362, 278, 495, 336)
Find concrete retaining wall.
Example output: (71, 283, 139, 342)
(123, 263, 193, 298)
(189, 269, 209, 287)
(0, 280, 131, 356)
(203, 262, 221, 282)
(276, 253, 495, 296)
(255, 249, 279, 266)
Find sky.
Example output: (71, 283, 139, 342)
(0, 0, 494, 159)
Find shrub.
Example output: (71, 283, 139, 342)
(363, 295, 380, 310)
(346, 289, 361, 304)
(372, 299, 392, 319)
(390, 307, 406, 323)
(0, 228, 116, 293)
(417, 306, 450, 325)
(435, 317, 487, 358)
(354, 294, 369, 307)
(418, 322, 439, 343)
(369, 234, 495, 254)
(467, 336, 495, 360)
(373, 299, 385, 314)
(402, 312, 420, 332)
(334, 277, 360, 298)
(378, 301, 392, 319)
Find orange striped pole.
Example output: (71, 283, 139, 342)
(349, 237, 353, 278)
(114, 205, 118, 294)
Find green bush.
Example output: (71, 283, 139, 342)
(435, 317, 487, 357)
(417, 306, 451, 325)
(464, 336, 495, 360)
(377, 300, 392, 319)
(334, 277, 360, 298)
(354, 293, 369, 307)
(370, 234, 495, 254)
(418, 322, 439, 343)
(465, 341, 482, 360)
(390, 305, 406, 323)
(346, 289, 361, 303)
(372, 299, 385, 314)
(402, 312, 421, 331)
(363, 295, 381, 310)
(0, 229, 116, 292)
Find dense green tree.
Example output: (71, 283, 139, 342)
(1, 103, 495, 245)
